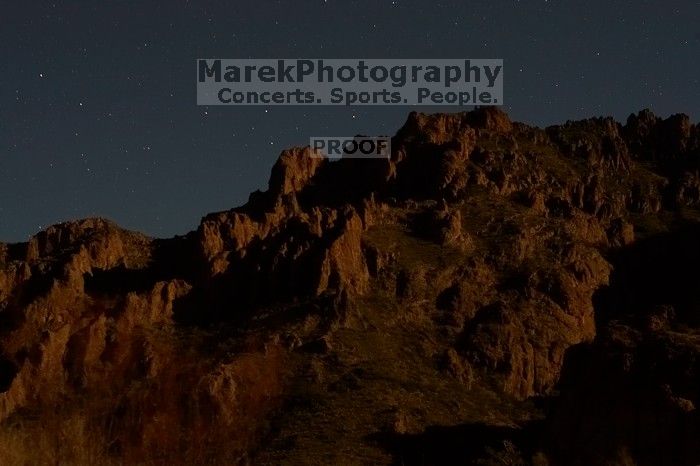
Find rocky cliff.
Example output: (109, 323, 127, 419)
(1, 108, 699, 465)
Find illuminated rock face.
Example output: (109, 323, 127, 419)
(1, 107, 699, 465)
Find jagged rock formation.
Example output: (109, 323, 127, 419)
(1, 108, 699, 465)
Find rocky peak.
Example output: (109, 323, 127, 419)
(1, 108, 700, 465)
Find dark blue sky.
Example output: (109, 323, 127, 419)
(2, 1, 698, 242)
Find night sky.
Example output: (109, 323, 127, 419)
(2, 1, 698, 242)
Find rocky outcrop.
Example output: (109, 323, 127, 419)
(2, 107, 700, 465)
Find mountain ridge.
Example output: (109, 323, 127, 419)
(1, 107, 699, 465)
